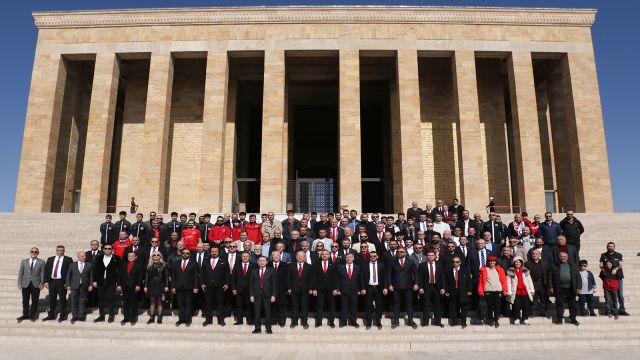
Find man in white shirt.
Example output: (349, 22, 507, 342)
(432, 214, 449, 237)
(312, 229, 333, 251)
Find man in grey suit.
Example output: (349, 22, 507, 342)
(17, 247, 45, 322)
(65, 251, 94, 323)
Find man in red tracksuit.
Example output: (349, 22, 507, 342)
(181, 221, 202, 251)
(208, 216, 231, 244)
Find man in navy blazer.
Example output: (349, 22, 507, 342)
(387, 247, 419, 329)
(337, 253, 364, 328)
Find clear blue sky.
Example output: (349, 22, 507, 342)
(1, 1, 637, 212)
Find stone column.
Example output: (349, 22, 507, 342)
(396, 50, 424, 212)
(138, 51, 174, 213)
(259, 49, 287, 213)
(199, 50, 229, 212)
(562, 51, 613, 212)
(15, 53, 67, 212)
(221, 78, 237, 212)
(507, 52, 546, 214)
(79, 53, 120, 213)
(453, 51, 488, 213)
(339, 50, 362, 211)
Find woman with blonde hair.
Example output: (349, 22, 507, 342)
(144, 251, 169, 324)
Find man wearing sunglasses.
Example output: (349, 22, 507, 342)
(17, 247, 45, 322)
(92, 244, 120, 323)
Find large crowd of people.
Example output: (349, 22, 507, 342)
(17, 200, 628, 334)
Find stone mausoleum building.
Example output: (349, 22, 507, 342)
(15, 6, 613, 215)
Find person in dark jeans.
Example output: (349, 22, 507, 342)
(577, 260, 597, 316)
(551, 252, 581, 326)
(599, 242, 629, 316)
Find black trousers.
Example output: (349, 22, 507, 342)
(555, 287, 577, 320)
(365, 285, 383, 324)
(122, 287, 139, 321)
(48, 279, 67, 317)
(512, 295, 531, 320)
(531, 284, 549, 316)
(421, 285, 442, 324)
(290, 291, 309, 324)
(235, 291, 253, 322)
(69, 287, 88, 319)
(315, 289, 336, 324)
(340, 292, 358, 324)
(253, 291, 272, 330)
(448, 291, 468, 325)
(21, 282, 40, 318)
(273, 292, 288, 325)
(98, 284, 116, 318)
(392, 288, 414, 323)
(485, 291, 502, 321)
(175, 288, 194, 323)
(204, 285, 225, 322)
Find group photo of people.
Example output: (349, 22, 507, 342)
(17, 200, 628, 334)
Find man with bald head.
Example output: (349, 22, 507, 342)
(551, 251, 580, 326)
(66, 251, 93, 323)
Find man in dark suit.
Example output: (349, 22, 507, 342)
(361, 251, 387, 329)
(85, 240, 102, 264)
(418, 250, 445, 327)
(482, 215, 506, 246)
(287, 251, 314, 328)
(43, 245, 73, 322)
(231, 252, 256, 325)
(387, 248, 419, 329)
(92, 244, 120, 323)
(123, 237, 146, 265)
(550, 235, 580, 266)
(444, 256, 473, 328)
(170, 248, 199, 326)
(200, 246, 229, 326)
(146, 238, 167, 264)
(250, 256, 277, 334)
(118, 252, 143, 325)
(449, 198, 465, 218)
(65, 251, 93, 323)
(337, 253, 363, 328)
(406, 201, 423, 223)
(269, 250, 289, 327)
(550, 251, 581, 326)
(313, 249, 338, 328)
(455, 210, 478, 237)
(17, 247, 45, 322)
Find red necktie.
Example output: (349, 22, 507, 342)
(274, 263, 278, 272)
(243, 263, 247, 276)
(429, 262, 435, 284)
(53, 257, 61, 279)
(260, 268, 264, 288)
(211, 258, 216, 269)
(323, 261, 327, 273)
(347, 265, 352, 279)
(455, 268, 459, 288)
(400, 259, 404, 268)
(332, 253, 336, 264)
(181, 260, 186, 272)
(127, 262, 133, 274)
(298, 263, 303, 278)
(293, 242, 297, 252)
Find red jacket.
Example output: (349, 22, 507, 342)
(243, 223, 262, 244)
(231, 226, 244, 241)
(208, 225, 231, 242)
(113, 239, 132, 259)
(477, 265, 508, 296)
(181, 228, 201, 251)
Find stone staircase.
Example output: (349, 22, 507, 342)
(0, 212, 638, 350)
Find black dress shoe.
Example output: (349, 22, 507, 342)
(315, 323, 322, 328)
(94, 316, 105, 323)
(290, 323, 297, 329)
(30, 317, 37, 322)
(218, 320, 226, 327)
(420, 319, 427, 327)
(553, 319, 563, 325)
(339, 323, 346, 328)
(252, 328, 262, 334)
(130, 321, 136, 326)
(70, 318, 77, 324)
(409, 322, 418, 329)
(391, 323, 398, 329)
(175, 320, 183, 326)
(108, 317, 115, 323)
(17, 315, 28, 322)
(203, 320, 212, 327)
(302, 323, 309, 329)
(58, 317, 67, 323)
(279, 322, 286, 328)
(570, 319, 580, 326)
(374, 320, 382, 329)
(185, 322, 192, 327)
(365, 325, 371, 330)
(461, 323, 467, 329)
(42, 315, 55, 322)
(434, 322, 444, 328)
(121, 319, 128, 326)
(351, 323, 359, 328)
(328, 322, 335, 329)
(494, 320, 500, 328)
(266, 329, 273, 334)
(620, 311, 630, 316)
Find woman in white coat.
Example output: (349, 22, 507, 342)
(507, 256, 535, 325)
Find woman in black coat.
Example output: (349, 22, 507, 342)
(144, 251, 169, 324)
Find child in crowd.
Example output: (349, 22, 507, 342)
(578, 260, 597, 316)
(599, 259, 621, 319)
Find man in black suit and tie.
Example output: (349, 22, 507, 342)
(482, 214, 506, 246)
(200, 246, 229, 326)
(92, 244, 120, 323)
(123, 236, 146, 265)
(361, 251, 388, 329)
(406, 201, 423, 222)
(287, 251, 314, 329)
(65, 251, 93, 323)
(337, 253, 364, 328)
(387, 247, 419, 329)
(43, 245, 73, 322)
(118, 252, 143, 325)
(85, 240, 102, 264)
(170, 249, 199, 326)
(146, 238, 167, 264)
(418, 250, 445, 327)
(232, 252, 256, 325)
(444, 256, 472, 328)
(250, 256, 277, 334)
(269, 250, 289, 327)
(312, 249, 338, 328)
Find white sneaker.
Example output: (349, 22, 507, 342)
(513, 319, 520, 325)
(523, 319, 530, 325)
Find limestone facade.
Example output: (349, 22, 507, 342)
(15, 6, 613, 214)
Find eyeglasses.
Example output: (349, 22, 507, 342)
(103, 247, 112, 250)
(152, 254, 161, 257)
(229, 246, 237, 248)
(181, 252, 190, 255)
(30, 250, 38, 253)
(453, 261, 461, 264)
